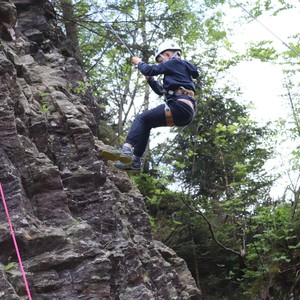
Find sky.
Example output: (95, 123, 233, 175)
(224, 1, 300, 198)
(226, 1, 300, 123)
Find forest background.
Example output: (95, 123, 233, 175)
(57, 0, 300, 298)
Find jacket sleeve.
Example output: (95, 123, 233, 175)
(147, 77, 164, 96)
(138, 61, 170, 76)
(184, 60, 200, 79)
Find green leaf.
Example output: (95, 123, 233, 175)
(4, 262, 17, 271)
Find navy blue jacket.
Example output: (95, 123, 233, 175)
(137, 57, 199, 99)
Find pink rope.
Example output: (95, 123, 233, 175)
(0, 182, 32, 300)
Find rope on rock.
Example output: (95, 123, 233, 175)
(0, 182, 32, 300)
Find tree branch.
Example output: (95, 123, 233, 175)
(181, 194, 244, 258)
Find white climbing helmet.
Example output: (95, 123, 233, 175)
(154, 40, 181, 62)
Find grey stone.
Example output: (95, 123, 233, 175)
(0, 1, 202, 299)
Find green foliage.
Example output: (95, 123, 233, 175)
(148, 44, 278, 298)
(244, 0, 295, 18)
(247, 41, 278, 61)
(38, 91, 52, 113)
(41, 102, 50, 113)
(240, 203, 300, 298)
(73, 80, 91, 94)
(56, 0, 300, 298)
(164, 91, 274, 204)
(4, 262, 17, 271)
(132, 173, 183, 239)
(205, 13, 227, 42)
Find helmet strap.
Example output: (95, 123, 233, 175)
(173, 50, 181, 58)
(158, 53, 168, 62)
(158, 50, 181, 62)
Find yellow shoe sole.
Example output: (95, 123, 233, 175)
(100, 150, 132, 163)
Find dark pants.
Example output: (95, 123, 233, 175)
(125, 99, 194, 157)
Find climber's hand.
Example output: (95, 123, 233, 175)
(131, 57, 141, 65)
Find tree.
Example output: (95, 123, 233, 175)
(54, 0, 300, 297)
(60, 0, 80, 56)
(146, 24, 276, 296)
(241, 202, 300, 299)
(60, 0, 225, 144)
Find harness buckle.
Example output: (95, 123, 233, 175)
(177, 86, 195, 98)
(163, 87, 195, 98)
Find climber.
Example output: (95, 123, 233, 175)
(101, 40, 199, 171)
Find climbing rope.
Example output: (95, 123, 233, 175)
(0, 182, 32, 300)
(232, 0, 300, 58)
(90, 1, 135, 57)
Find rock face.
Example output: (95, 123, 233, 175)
(0, 0, 17, 41)
(0, 0, 202, 299)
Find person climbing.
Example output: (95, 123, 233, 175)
(101, 40, 199, 171)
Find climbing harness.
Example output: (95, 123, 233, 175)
(163, 87, 195, 127)
(232, 0, 300, 58)
(164, 104, 174, 127)
(162, 89, 175, 127)
(162, 88, 174, 127)
(0, 182, 32, 300)
(165, 86, 195, 98)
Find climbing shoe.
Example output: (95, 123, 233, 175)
(114, 158, 142, 171)
(100, 146, 133, 163)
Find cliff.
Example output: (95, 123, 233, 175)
(0, 0, 202, 299)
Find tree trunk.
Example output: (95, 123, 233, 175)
(192, 237, 201, 289)
(60, 0, 80, 57)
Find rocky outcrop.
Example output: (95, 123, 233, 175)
(0, 0, 202, 299)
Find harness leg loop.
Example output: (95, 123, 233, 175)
(164, 104, 174, 127)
